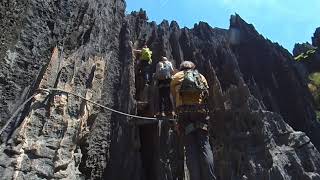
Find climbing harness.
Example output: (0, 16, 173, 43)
(0, 88, 176, 137)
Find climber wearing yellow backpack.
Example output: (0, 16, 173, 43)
(170, 61, 216, 180)
(133, 44, 153, 86)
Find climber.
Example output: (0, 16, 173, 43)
(133, 44, 153, 86)
(155, 56, 175, 116)
(170, 61, 216, 180)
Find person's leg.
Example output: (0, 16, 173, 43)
(197, 130, 216, 180)
(144, 72, 150, 85)
(163, 86, 172, 113)
(184, 131, 201, 180)
(142, 62, 151, 85)
(161, 79, 172, 114)
(158, 85, 165, 113)
(140, 61, 148, 85)
(140, 61, 146, 85)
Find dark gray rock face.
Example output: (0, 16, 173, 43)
(0, 2, 320, 180)
(292, 44, 320, 87)
(0, 0, 131, 179)
(293, 42, 316, 57)
(313, 27, 320, 47)
(292, 29, 320, 99)
(125, 11, 320, 179)
(229, 15, 320, 150)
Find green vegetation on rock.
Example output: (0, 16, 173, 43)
(294, 48, 317, 61)
(308, 72, 320, 121)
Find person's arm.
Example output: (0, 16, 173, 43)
(200, 74, 209, 100)
(170, 74, 178, 98)
(200, 74, 209, 88)
(133, 49, 142, 54)
(132, 49, 142, 61)
(172, 69, 179, 75)
(169, 62, 174, 75)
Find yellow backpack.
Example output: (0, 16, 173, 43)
(141, 48, 152, 63)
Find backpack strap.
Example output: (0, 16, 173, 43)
(193, 70, 208, 91)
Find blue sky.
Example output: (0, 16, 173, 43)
(126, 0, 320, 53)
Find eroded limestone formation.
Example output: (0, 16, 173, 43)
(1, 1, 320, 180)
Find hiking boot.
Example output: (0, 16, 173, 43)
(163, 111, 175, 117)
(154, 112, 161, 117)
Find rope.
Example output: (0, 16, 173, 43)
(0, 93, 40, 136)
(0, 88, 176, 137)
(39, 88, 176, 121)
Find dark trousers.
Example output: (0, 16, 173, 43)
(139, 60, 151, 85)
(158, 79, 172, 113)
(179, 112, 216, 180)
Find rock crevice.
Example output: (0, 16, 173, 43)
(0, 2, 320, 180)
